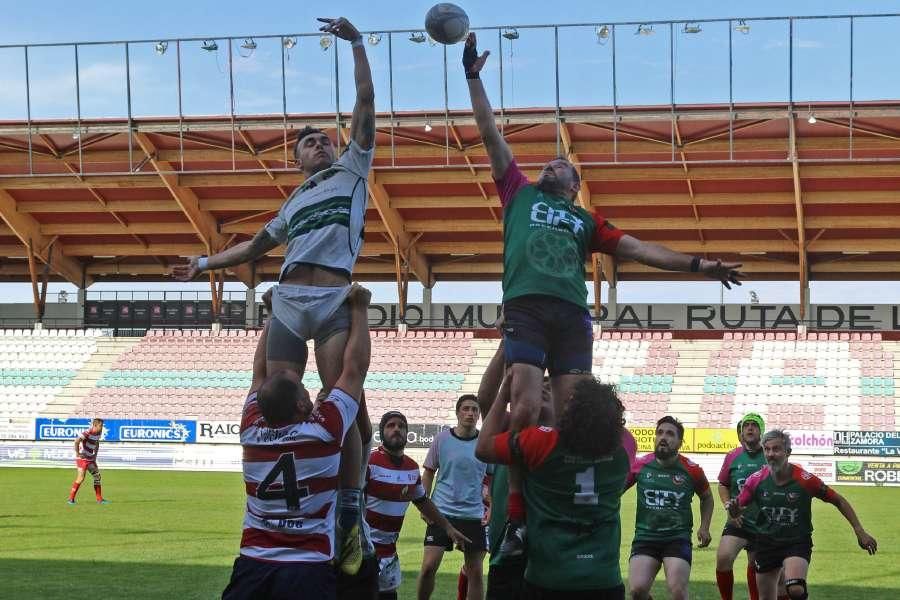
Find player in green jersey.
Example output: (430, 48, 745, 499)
(727, 430, 877, 600)
(626, 416, 714, 600)
(462, 30, 745, 557)
(716, 413, 767, 600)
(477, 373, 637, 599)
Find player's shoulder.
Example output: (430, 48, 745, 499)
(635, 453, 656, 469)
(791, 463, 817, 482)
(725, 446, 745, 460)
(746, 465, 771, 484)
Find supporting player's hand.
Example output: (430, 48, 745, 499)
(261, 287, 274, 312)
(726, 514, 744, 528)
(463, 32, 490, 77)
(171, 257, 201, 281)
(347, 283, 372, 308)
(697, 527, 712, 548)
(317, 17, 361, 43)
(447, 525, 472, 550)
(857, 530, 877, 555)
(701, 259, 745, 290)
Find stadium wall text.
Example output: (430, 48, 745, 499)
(367, 303, 900, 330)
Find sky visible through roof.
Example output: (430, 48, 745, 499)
(1, 0, 899, 305)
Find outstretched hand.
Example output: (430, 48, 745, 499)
(171, 257, 201, 282)
(317, 17, 361, 42)
(702, 259, 745, 290)
(463, 32, 490, 77)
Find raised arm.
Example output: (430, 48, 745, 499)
(476, 340, 506, 417)
(475, 370, 511, 462)
(464, 32, 512, 179)
(333, 284, 372, 400)
(172, 228, 279, 281)
(614, 234, 745, 289)
(318, 17, 374, 150)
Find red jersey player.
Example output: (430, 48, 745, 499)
(67, 417, 108, 505)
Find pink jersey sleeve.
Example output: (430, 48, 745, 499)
(493, 160, 530, 208)
(737, 466, 769, 507)
(589, 212, 624, 255)
(625, 453, 655, 491)
(793, 465, 838, 503)
(718, 447, 742, 486)
(621, 429, 638, 466)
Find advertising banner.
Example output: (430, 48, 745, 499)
(372, 423, 447, 449)
(835, 460, 900, 485)
(0, 442, 180, 469)
(34, 418, 197, 443)
(788, 431, 834, 456)
(834, 431, 900, 457)
(197, 421, 241, 444)
(796, 458, 836, 483)
(0, 420, 35, 441)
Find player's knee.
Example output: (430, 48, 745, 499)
(420, 560, 440, 577)
(666, 579, 689, 599)
(92, 473, 101, 484)
(715, 551, 734, 570)
(785, 578, 808, 600)
(629, 579, 652, 597)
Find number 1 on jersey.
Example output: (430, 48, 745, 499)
(574, 467, 599, 505)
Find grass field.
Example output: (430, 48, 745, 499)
(1, 468, 897, 599)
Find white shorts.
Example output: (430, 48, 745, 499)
(378, 555, 402, 592)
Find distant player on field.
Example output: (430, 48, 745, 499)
(363, 410, 469, 600)
(727, 429, 877, 600)
(477, 375, 637, 600)
(67, 417, 108, 505)
(221, 284, 372, 600)
(716, 413, 767, 600)
(462, 30, 745, 556)
(625, 416, 713, 600)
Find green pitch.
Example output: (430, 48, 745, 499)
(1, 468, 897, 599)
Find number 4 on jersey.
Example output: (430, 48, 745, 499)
(257, 452, 307, 510)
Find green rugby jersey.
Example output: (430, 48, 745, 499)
(493, 426, 637, 591)
(494, 161, 623, 308)
(627, 453, 711, 542)
(737, 464, 837, 544)
(718, 445, 766, 533)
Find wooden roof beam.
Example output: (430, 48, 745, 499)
(0, 189, 87, 286)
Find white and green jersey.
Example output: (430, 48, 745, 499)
(265, 140, 374, 279)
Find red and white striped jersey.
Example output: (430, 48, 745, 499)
(238, 386, 358, 563)
(77, 430, 101, 460)
(364, 446, 426, 558)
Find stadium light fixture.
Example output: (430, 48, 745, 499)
(682, 23, 702, 34)
(735, 20, 751, 34)
(807, 113, 817, 124)
(424, 118, 433, 133)
(240, 38, 257, 51)
(502, 28, 520, 40)
(596, 25, 610, 43)
(283, 37, 297, 50)
(749, 291, 759, 304)
(319, 35, 333, 51)
(201, 40, 218, 52)
(409, 31, 427, 43)
(155, 41, 168, 55)
(368, 32, 382, 46)
(636, 24, 654, 36)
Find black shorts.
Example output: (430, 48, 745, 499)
(522, 581, 625, 600)
(754, 537, 813, 573)
(722, 525, 757, 552)
(486, 558, 527, 600)
(336, 554, 379, 600)
(502, 294, 593, 376)
(221, 555, 335, 600)
(630, 538, 693, 565)
(424, 517, 488, 552)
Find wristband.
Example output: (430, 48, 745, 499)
(351, 37, 363, 48)
(197, 256, 209, 272)
(690, 257, 701, 273)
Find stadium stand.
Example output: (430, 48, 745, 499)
(1, 329, 898, 431)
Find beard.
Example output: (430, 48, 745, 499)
(654, 445, 676, 460)
(383, 434, 406, 452)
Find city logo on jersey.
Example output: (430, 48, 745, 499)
(643, 489, 685, 508)
(529, 201, 585, 235)
(762, 506, 799, 525)
(672, 473, 686, 486)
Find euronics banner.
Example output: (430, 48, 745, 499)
(836, 461, 900, 484)
(34, 418, 197, 443)
(834, 431, 900, 457)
